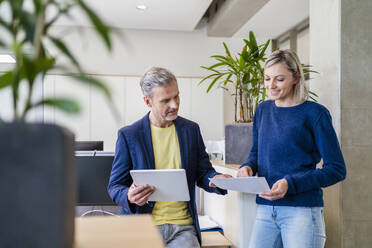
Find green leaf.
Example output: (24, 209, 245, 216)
(211, 55, 230, 62)
(241, 50, 252, 63)
(77, 0, 111, 50)
(242, 72, 250, 85)
(37, 97, 81, 113)
(211, 55, 238, 73)
(198, 73, 219, 86)
(222, 42, 231, 57)
(222, 73, 233, 86)
(259, 39, 271, 57)
(309, 94, 318, 102)
(249, 31, 258, 49)
(303, 69, 319, 74)
(262, 88, 266, 100)
(206, 74, 224, 93)
(32, 0, 42, 14)
(200, 66, 219, 74)
(244, 32, 259, 57)
(21, 56, 55, 87)
(48, 36, 82, 71)
(206, 62, 226, 70)
(0, 71, 13, 89)
(309, 91, 319, 97)
(19, 9, 37, 43)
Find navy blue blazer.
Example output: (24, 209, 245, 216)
(108, 113, 226, 243)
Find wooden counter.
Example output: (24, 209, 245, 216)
(74, 215, 164, 248)
(211, 160, 240, 171)
(201, 231, 233, 248)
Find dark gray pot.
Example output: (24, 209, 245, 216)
(0, 123, 75, 248)
(225, 123, 253, 165)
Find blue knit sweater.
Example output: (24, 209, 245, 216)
(241, 100, 346, 207)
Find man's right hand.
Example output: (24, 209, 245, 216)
(127, 183, 155, 206)
(237, 166, 253, 177)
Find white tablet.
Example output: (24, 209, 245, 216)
(129, 169, 190, 202)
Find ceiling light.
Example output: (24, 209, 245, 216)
(136, 5, 148, 11)
(0, 54, 16, 63)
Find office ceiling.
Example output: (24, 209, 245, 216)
(46, 0, 310, 40)
(234, 0, 309, 39)
(54, 0, 212, 32)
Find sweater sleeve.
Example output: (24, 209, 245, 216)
(285, 111, 347, 194)
(240, 108, 259, 175)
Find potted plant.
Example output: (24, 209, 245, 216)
(199, 31, 270, 164)
(0, 1, 113, 247)
(199, 31, 319, 164)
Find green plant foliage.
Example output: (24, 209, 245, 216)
(0, 0, 115, 121)
(200, 32, 320, 123)
(200, 31, 270, 123)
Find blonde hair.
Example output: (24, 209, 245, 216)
(264, 49, 308, 103)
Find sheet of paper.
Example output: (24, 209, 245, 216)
(209, 177, 270, 194)
(198, 215, 221, 231)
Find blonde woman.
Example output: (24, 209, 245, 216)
(238, 50, 346, 248)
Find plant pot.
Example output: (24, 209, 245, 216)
(225, 123, 253, 165)
(0, 122, 75, 248)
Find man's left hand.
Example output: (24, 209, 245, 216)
(259, 178, 288, 201)
(209, 174, 232, 187)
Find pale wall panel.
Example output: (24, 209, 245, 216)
(191, 78, 223, 141)
(43, 75, 224, 151)
(91, 76, 126, 152)
(177, 78, 192, 120)
(53, 75, 90, 141)
(124, 77, 148, 126)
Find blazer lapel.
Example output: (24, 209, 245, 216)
(141, 113, 155, 169)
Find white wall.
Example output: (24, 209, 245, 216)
(39, 26, 244, 150)
(48, 26, 244, 77)
(43, 74, 223, 152)
(1, 26, 244, 148)
(297, 28, 310, 65)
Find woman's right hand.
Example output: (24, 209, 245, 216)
(237, 166, 253, 177)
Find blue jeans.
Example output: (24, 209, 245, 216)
(249, 205, 326, 248)
(156, 224, 200, 248)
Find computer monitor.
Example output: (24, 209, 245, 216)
(75, 141, 104, 151)
(76, 154, 114, 205)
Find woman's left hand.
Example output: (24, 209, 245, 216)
(259, 178, 288, 201)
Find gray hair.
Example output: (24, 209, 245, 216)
(140, 67, 177, 97)
(264, 49, 308, 103)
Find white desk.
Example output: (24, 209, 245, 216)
(203, 161, 257, 248)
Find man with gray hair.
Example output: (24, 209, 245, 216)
(108, 67, 231, 247)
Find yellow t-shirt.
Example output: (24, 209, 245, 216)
(150, 123, 193, 226)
